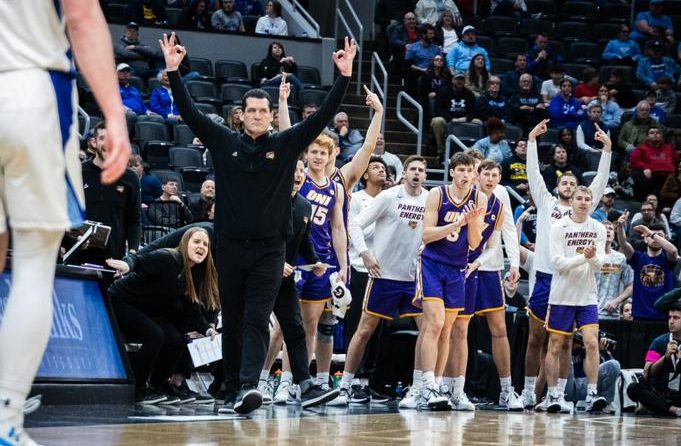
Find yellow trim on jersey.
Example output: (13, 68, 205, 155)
(494, 201, 505, 230)
(545, 326, 573, 336)
(436, 186, 443, 212)
(309, 175, 331, 189)
(399, 312, 423, 318)
(422, 297, 445, 302)
(445, 307, 464, 313)
(299, 297, 331, 304)
(457, 313, 474, 319)
(364, 309, 394, 321)
(527, 308, 545, 323)
(332, 168, 351, 198)
(445, 184, 473, 207)
(362, 278, 375, 312)
(475, 305, 506, 316)
(578, 323, 599, 331)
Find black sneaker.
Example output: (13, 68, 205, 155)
(166, 382, 197, 404)
(234, 385, 262, 414)
(218, 393, 237, 414)
(301, 384, 340, 408)
(367, 386, 391, 404)
(135, 390, 168, 405)
(192, 392, 215, 405)
(350, 385, 370, 404)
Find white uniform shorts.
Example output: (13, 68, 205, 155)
(0, 68, 85, 232)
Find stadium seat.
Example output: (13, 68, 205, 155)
(263, 86, 282, 102)
(484, 16, 518, 36)
(195, 102, 219, 115)
(185, 80, 218, 100)
(567, 42, 602, 65)
(251, 62, 262, 84)
(135, 121, 169, 148)
(526, 0, 557, 19)
(475, 35, 495, 55)
(562, 62, 591, 80)
(147, 77, 161, 92)
(540, 128, 560, 144)
(181, 167, 212, 193)
(129, 75, 146, 95)
(666, 113, 681, 129)
(301, 90, 327, 106)
(243, 15, 259, 33)
(489, 57, 515, 75)
(106, 2, 127, 23)
(144, 142, 174, 169)
(496, 37, 529, 57)
(593, 23, 621, 45)
(447, 122, 484, 146)
(204, 150, 214, 169)
(220, 83, 251, 104)
(189, 57, 214, 77)
(166, 7, 182, 25)
(561, 1, 597, 21)
(518, 18, 554, 37)
(505, 124, 524, 143)
(555, 21, 590, 43)
(141, 226, 172, 245)
(169, 147, 203, 170)
(214, 60, 250, 84)
(600, 65, 634, 84)
(173, 124, 195, 146)
(602, 3, 630, 24)
(297, 65, 322, 89)
(547, 40, 566, 59)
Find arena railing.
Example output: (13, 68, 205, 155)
(78, 106, 90, 141)
(370, 52, 388, 133)
(288, 0, 320, 38)
(335, 0, 363, 95)
(424, 134, 468, 186)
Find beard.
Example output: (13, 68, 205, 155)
(557, 190, 572, 201)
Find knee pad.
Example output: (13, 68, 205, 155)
(316, 322, 335, 344)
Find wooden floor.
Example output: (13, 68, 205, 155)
(26, 406, 681, 445)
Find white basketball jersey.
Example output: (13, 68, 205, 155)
(0, 0, 72, 73)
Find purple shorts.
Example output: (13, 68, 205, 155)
(364, 277, 422, 320)
(460, 270, 479, 318)
(476, 271, 504, 314)
(297, 268, 332, 303)
(546, 304, 599, 335)
(414, 256, 466, 311)
(527, 271, 552, 323)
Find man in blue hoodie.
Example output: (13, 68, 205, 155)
(446, 25, 490, 74)
(548, 78, 585, 129)
(636, 40, 677, 89)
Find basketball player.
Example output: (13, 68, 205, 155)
(545, 186, 607, 413)
(521, 119, 611, 411)
(414, 152, 486, 409)
(444, 160, 523, 411)
(0, 1, 130, 443)
(327, 156, 428, 406)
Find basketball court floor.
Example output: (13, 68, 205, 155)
(25, 403, 681, 445)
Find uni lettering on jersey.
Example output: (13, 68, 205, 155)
(305, 189, 333, 207)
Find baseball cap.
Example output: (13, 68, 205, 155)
(126, 22, 139, 29)
(116, 63, 132, 72)
(453, 70, 466, 79)
(604, 187, 616, 196)
(648, 40, 664, 51)
(462, 25, 476, 34)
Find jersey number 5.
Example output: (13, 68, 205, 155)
(310, 205, 328, 225)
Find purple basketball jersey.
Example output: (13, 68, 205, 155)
(468, 192, 504, 262)
(299, 174, 338, 260)
(421, 185, 480, 268)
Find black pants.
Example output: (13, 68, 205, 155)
(631, 170, 668, 202)
(273, 276, 310, 383)
(345, 268, 383, 380)
(218, 235, 286, 394)
(113, 301, 185, 395)
(627, 381, 681, 415)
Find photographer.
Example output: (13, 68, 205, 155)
(626, 303, 681, 417)
(566, 331, 621, 413)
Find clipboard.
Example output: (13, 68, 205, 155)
(62, 221, 112, 264)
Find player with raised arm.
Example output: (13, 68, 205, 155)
(0, 1, 130, 443)
(520, 119, 611, 411)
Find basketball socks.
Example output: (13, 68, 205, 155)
(259, 370, 269, 382)
(422, 371, 435, 388)
(281, 371, 293, 384)
(557, 378, 567, 395)
(340, 372, 354, 389)
(317, 372, 329, 387)
(452, 376, 465, 397)
(412, 370, 423, 387)
(443, 376, 455, 390)
(524, 376, 537, 394)
(587, 383, 597, 395)
(499, 376, 512, 393)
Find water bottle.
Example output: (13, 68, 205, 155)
(273, 369, 282, 393)
(395, 381, 404, 399)
(333, 371, 343, 389)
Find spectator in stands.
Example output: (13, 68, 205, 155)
(179, 0, 212, 30)
(558, 127, 580, 163)
(129, 154, 162, 204)
(415, 0, 461, 26)
(117, 63, 164, 132)
(637, 40, 677, 89)
(148, 178, 194, 228)
(433, 10, 459, 55)
(656, 76, 676, 115)
(548, 78, 586, 130)
(389, 12, 419, 77)
(661, 161, 681, 210)
(472, 117, 512, 163)
(576, 103, 610, 171)
(446, 26, 490, 74)
(172, 34, 203, 83)
(228, 105, 244, 131)
(509, 73, 546, 134)
(617, 213, 678, 321)
(636, 89, 668, 124)
(150, 70, 183, 123)
(501, 54, 538, 97)
(465, 54, 490, 98)
(373, 132, 404, 182)
(374, 0, 411, 40)
(526, 32, 564, 78)
(255, 1, 288, 36)
(430, 71, 478, 156)
(620, 301, 633, 320)
(575, 67, 601, 105)
(107, 227, 219, 404)
(503, 271, 527, 312)
(490, 0, 527, 21)
(235, 0, 264, 16)
(606, 68, 637, 109)
(502, 138, 528, 193)
(301, 103, 318, 120)
(76, 122, 141, 266)
(211, 0, 245, 32)
(404, 24, 442, 96)
(595, 220, 633, 319)
(514, 197, 536, 250)
(618, 101, 664, 153)
(418, 54, 451, 117)
(540, 64, 567, 106)
(258, 42, 304, 99)
(189, 179, 216, 222)
(630, 0, 674, 44)
(114, 22, 164, 80)
(630, 194, 673, 240)
(476, 76, 508, 122)
(592, 187, 620, 222)
(331, 112, 365, 161)
(630, 126, 677, 201)
(588, 85, 623, 130)
(542, 144, 582, 191)
(602, 25, 642, 65)
(126, 0, 167, 26)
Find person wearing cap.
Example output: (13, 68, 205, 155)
(602, 25, 642, 65)
(125, 0, 168, 26)
(113, 21, 164, 80)
(446, 25, 490, 74)
(636, 40, 677, 89)
(526, 32, 564, 78)
(415, 0, 461, 26)
(577, 102, 611, 171)
(117, 63, 164, 132)
(631, 127, 679, 201)
(631, 0, 674, 44)
(591, 187, 621, 223)
(430, 70, 478, 156)
(548, 78, 586, 130)
(633, 89, 668, 124)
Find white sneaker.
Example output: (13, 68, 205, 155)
(257, 379, 273, 405)
(559, 395, 573, 414)
(0, 413, 41, 446)
(534, 396, 547, 412)
(601, 402, 616, 414)
(398, 386, 419, 409)
(499, 387, 524, 411)
(286, 384, 301, 405)
(546, 392, 562, 413)
(584, 392, 607, 412)
(450, 392, 475, 411)
(273, 380, 291, 405)
(418, 385, 450, 410)
(326, 387, 350, 407)
(520, 388, 536, 409)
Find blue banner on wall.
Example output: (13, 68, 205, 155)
(0, 274, 127, 380)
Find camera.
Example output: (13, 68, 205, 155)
(572, 330, 617, 351)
